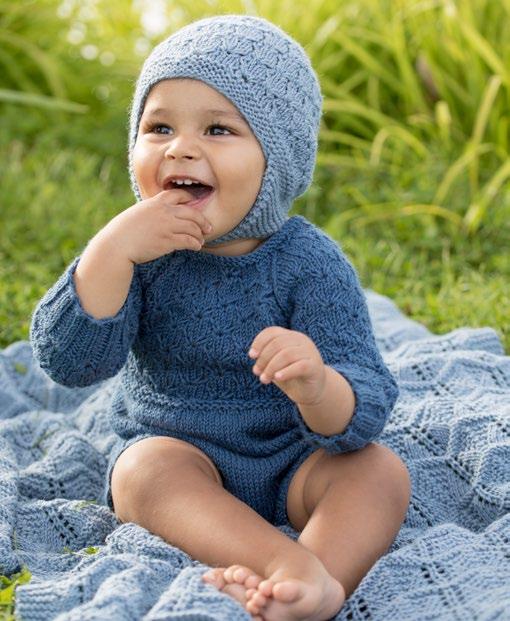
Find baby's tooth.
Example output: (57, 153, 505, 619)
(172, 178, 202, 186)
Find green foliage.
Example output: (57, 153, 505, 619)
(308, 0, 510, 235)
(0, 0, 508, 352)
(62, 545, 99, 555)
(0, 567, 32, 621)
(74, 500, 98, 510)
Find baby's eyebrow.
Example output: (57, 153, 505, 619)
(144, 107, 245, 122)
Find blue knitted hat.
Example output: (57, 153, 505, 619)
(128, 14, 323, 246)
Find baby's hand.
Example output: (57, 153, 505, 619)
(248, 327, 327, 406)
(97, 188, 214, 265)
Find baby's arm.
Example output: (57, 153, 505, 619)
(72, 232, 136, 320)
(29, 236, 143, 388)
(286, 240, 399, 453)
(30, 190, 212, 389)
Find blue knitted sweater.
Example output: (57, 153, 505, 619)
(29, 215, 398, 507)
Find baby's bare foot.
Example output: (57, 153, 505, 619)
(202, 565, 264, 619)
(246, 557, 345, 621)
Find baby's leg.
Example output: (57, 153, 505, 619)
(246, 443, 411, 620)
(295, 444, 411, 597)
(110, 437, 338, 618)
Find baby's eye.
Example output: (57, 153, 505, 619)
(147, 123, 232, 136)
(151, 124, 170, 134)
(208, 124, 232, 136)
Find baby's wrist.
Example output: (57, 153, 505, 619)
(91, 227, 134, 266)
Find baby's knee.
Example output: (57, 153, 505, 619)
(377, 445, 411, 510)
(110, 436, 220, 523)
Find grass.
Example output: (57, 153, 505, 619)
(0, 567, 31, 621)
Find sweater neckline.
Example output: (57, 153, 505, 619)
(175, 215, 304, 266)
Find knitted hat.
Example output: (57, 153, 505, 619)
(128, 14, 323, 246)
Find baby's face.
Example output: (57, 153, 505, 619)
(133, 78, 266, 254)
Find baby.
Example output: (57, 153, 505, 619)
(30, 14, 411, 621)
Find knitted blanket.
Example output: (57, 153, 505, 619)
(1, 290, 509, 620)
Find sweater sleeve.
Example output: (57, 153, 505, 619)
(29, 255, 143, 388)
(288, 241, 399, 453)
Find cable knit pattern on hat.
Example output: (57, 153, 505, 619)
(127, 14, 323, 246)
(29, 215, 398, 524)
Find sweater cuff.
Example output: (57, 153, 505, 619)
(30, 256, 142, 387)
(291, 362, 398, 453)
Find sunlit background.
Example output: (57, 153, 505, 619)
(1, 0, 508, 350)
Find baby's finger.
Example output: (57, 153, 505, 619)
(161, 189, 213, 234)
(271, 358, 309, 382)
(254, 348, 303, 384)
(176, 202, 214, 236)
(248, 327, 290, 360)
(274, 360, 304, 382)
(250, 336, 297, 375)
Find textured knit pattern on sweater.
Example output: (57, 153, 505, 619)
(29, 215, 398, 523)
(1, 286, 509, 619)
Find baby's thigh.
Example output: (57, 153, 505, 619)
(110, 436, 222, 521)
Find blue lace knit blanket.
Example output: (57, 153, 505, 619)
(1, 290, 509, 620)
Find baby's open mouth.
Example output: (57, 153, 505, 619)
(165, 180, 214, 202)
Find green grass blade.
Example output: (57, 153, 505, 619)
(317, 50, 350, 74)
(370, 125, 428, 165)
(464, 158, 510, 233)
(323, 98, 398, 129)
(435, 100, 452, 147)
(459, 20, 510, 85)
(0, 566, 32, 621)
(319, 129, 374, 151)
(0, 46, 41, 93)
(315, 152, 376, 171)
(389, 14, 429, 113)
(321, 72, 368, 100)
(325, 202, 398, 228)
(434, 143, 494, 205)
(472, 75, 503, 145)
(308, 14, 340, 54)
(351, 203, 464, 228)
(332, 29, 405, 96)
(0, 89, 88, 113)
(469, 74, 503, 194)
(0, 30, 67, 98)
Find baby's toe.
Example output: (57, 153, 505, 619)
(223, 565, 242, 583)
(202, 567, 227, 590)
(257, 578, 274, 598)
(249, 591, 268, 608)
(246, 599, 261, 616)
(245, 573, 263, 589)
(224, 564, 259, 585)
